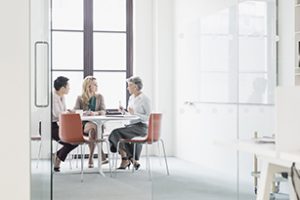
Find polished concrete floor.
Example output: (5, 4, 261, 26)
(32, 157, 289, 200)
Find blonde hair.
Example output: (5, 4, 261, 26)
(81, 76, 96, 107)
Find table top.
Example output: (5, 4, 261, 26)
(216, 139, 300, 166)
(81, 114, 139, 121)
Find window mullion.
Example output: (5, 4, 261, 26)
(84, 0, 93, 77)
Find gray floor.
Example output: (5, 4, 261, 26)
(32, 157, 289, 200)
(51, 157, 251, 200)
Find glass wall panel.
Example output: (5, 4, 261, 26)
(94, 32, 126, 70)
(199, 73, 237, 103)
(239, 73, 269, 104)
(239, 1, 267, 35)
(172, 0, 276, 200)
(200, 36, 231, 71)
(239, 36, 267, 72)
(94, 72, 127, 109)
(52, 32, 83, 70)
(52, 0, 84, 30)
(93, 0, 126, 31)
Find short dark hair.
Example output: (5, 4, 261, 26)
(54, 76, 69, 91)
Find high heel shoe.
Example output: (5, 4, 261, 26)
(52, 153, 61, 172)
(117, 157, 131, 170)
(130, 159, 141, 170)
(88, 163, 94, 168)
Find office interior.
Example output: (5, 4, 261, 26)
(1, 0, 300, 199)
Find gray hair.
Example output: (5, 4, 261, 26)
(127, 76, 143, 91)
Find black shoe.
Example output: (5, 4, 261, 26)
(133, 162, 140, 170)
(117, 157, 131, 170)
(53, 167, 60, 172)
(130, 158, 140, 170)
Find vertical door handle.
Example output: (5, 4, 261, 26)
(34, 41, 49, 107)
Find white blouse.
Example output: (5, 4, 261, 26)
(52, 91, 66, 122)
(127, 93, 151, 124)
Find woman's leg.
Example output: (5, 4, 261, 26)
(84, 122, 97, 167)
(109, 125, 146, 169)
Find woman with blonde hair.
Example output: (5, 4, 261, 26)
(74, 76, 107, 168)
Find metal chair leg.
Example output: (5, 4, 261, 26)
(132, 143, 136, 173)
(160, 139, 169, 175)
(114, 141, 121, 174)
(146, 143, 152, 179)
(80, 145, 84, 182)
(104, 140, 112, 176)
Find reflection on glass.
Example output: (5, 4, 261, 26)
(93, 0, 126, 31)
(94, 72, 126, 109)
(52, 0, 84, 30)
(239, 73, 274, 104)
(94, 33, 126, 70)
(52, 32, 83, 70)
(52, 71, 84, 109)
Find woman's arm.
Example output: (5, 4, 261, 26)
(73, 96, 82, 110)
(97, 94, 106, 115)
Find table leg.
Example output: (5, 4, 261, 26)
(256, 163, 287, 200)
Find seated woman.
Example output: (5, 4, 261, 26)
(52, 76, 78, 172)
(109, 76, 151, 170)
(74, 76, 107, 168)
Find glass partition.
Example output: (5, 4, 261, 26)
(159, 0, 277, 199)
(30, 0, 52, 199)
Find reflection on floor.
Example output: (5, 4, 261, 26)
(34, 157, 258, 200)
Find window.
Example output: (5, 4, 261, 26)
(51, 0, 133, 109)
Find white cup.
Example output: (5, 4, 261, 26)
(75, 109, 83, 117)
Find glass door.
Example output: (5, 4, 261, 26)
(30, 0, 52, 199)
(51, 1, 152, 199)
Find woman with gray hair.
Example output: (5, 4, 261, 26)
(109, 76, 151, 170)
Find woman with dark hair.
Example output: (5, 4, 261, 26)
(52, 76, 78, 172)
(109, 76, 151, 170)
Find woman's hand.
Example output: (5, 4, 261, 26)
(67, 109, 75, 113)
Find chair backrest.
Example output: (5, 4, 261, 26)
(146, 113, 162, 144)
(59, 113, 84, 144)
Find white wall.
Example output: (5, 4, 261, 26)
(0, 0, 30, 199)
(134, 0, 175, 155)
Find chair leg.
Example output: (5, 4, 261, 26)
(36, 140, 42, 168)
(104, 140, 112, 177)
(146, 143, 152, 179)
(68, 152, 72, 170)
(80, 145, 84, 182)
(157, 141, 162, 166)
(160, 139, 169, 175)
(76, 147, 79, 168)
(115, 141, 121, 172)
(132, 143, 136, 173)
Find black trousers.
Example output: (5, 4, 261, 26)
(109, 122, 147, 160)
(52, 122, 78, 162)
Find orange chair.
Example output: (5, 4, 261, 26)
(59, 113, 111, 181)
(116, 113, 169, 177)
